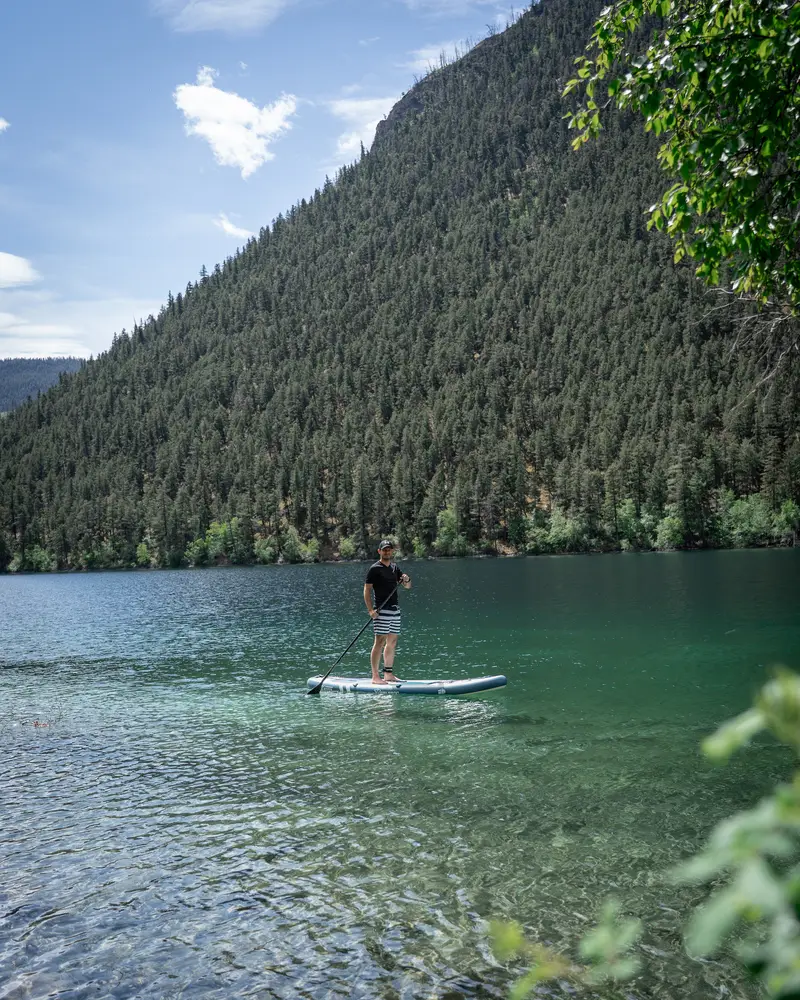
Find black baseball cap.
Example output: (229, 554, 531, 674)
(378, 539, 395, 549)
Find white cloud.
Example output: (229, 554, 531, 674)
(0, 119, 9, 133)
(0, 310, 81, 358)
(399, 0, 498, 10)
(214, 212, 254, 239)
(153, 0, 292, 33)
(328, 96, 398, 163)
(0, 253, 40, 288)
(401, 0, 522, 30)
(359, 36, 380, 46)
(0, 289, 164, 358)
(175, 66, 298, 178)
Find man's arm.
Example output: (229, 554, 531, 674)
(364, 583, 378, 617)
(399, 570, 411, 589)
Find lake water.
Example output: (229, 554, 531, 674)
(1, 551, 798, 1000)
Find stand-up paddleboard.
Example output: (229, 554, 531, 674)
(306, 674, 507, 696)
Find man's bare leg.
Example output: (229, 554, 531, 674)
(382, 634, 401, 681)
(371, 635, 387, 683)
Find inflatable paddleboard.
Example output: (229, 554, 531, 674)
(306, 674, 507, 696)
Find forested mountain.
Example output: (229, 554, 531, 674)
(1, 0, 798, 572)
(0, 358, 83, 414)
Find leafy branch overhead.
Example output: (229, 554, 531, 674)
(564, 0, 800, 313)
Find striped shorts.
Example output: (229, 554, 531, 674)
(373, 608, 401, 635)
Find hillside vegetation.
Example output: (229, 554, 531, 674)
(0, 358, 84, 414)
(1, 0, 798, 571)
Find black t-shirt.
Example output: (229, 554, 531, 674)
(365, 561, 403, 611)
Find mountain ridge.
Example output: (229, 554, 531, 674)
(0, 357, 84, 414)
(0, 0, 797, 571)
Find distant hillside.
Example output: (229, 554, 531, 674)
(0, 357, 83, 412)
(0, 0, 798, 571)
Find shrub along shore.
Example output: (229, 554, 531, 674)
(7, 493, 798, 572)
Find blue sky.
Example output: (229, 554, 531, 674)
(0, 0, 519, 359)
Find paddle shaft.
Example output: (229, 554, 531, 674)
(306, 582, 400, 695)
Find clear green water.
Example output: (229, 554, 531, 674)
(1, 551, 798, 999)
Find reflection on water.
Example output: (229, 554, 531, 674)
(1, 552, 798, 999)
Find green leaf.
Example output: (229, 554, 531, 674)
(737, 858, 785, 916)
(757, 669, 800, 751)
(490, 920, 525, 961)
(702, 707, 765, 762)
(509, 968, 549, 1000)
(578, 899, 643, 979)
(684, 886, 740, 956)
(757, 38, 773, 58)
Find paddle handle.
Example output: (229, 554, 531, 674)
(306, 583, 400, 695)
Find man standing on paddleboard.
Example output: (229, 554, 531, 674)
(364, 540, 411, 684)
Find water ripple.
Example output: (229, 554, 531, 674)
(2, 557, 798, 998)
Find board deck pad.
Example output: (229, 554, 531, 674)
(307, 674, 507, 696)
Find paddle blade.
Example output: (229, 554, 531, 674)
(306, 682, 323, 696)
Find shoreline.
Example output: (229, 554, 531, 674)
(2, 540, 796, 575)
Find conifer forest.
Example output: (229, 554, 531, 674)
(0, 358, 83, 415)
(1, 0, 798, 571)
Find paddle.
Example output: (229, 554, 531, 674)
(306, 582, 400, 695)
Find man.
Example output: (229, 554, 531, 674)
(364, 539, 411, 684)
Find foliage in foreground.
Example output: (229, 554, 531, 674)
(492, 670, 800, 998)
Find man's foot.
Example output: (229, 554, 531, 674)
(371, 676, 388, 685)
(383, 673, 403, 683)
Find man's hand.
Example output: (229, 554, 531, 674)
(369, 608, 379, 618)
